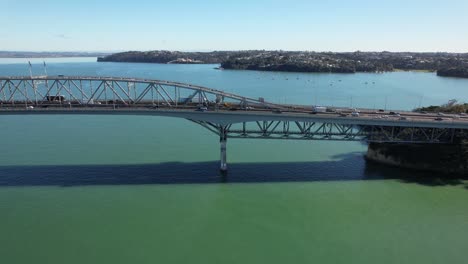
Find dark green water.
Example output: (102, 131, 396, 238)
(0, 59, 467, 264)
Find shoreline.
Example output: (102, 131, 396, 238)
(392, 68, 434, 73)
(95, 59, 446, 75)
(97, 50, 468, 78)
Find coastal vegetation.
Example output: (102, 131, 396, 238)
(437, 67, 468, 78)
(97, 50, 468, 77)
(97, 50, 239, 64)
(414, 100, 468, 113)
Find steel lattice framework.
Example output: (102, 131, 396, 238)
(191, 120, 460, 144)
(0, 76, 464, 144)
(0, 76, 279, 108)
(1, 76, 467, 172)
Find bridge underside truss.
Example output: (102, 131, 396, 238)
(191, 120, 459, 144)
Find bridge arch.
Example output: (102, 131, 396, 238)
(0, 76, 281, 110)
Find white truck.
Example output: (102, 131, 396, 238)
(312, 106, 327, 113)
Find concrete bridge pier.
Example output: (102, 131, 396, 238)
(219, 126, 228, 175)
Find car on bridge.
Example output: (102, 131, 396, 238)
(44, 95, 66, 102)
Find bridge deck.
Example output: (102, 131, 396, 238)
(1, 75, 466, 172)
(1, 106, 467, 129)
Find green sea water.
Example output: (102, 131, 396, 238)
(0, 58, 467, 264)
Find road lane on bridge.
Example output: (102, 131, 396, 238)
(1, 106, 468, 129)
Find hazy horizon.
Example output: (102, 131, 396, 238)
(2, 49, 468, 54)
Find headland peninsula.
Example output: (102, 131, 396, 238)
(97, 50, 468, 78)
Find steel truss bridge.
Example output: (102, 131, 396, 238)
(1, 76, 468, 172)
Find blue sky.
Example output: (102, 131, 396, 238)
(2, 0, 468, 52)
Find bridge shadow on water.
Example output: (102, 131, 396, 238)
(0, 152, 467, 188)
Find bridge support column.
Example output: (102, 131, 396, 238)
(219, 126, 228, 175)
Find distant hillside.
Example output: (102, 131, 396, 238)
(97, 50, 250, 64)
(97, 50, 468, 77)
